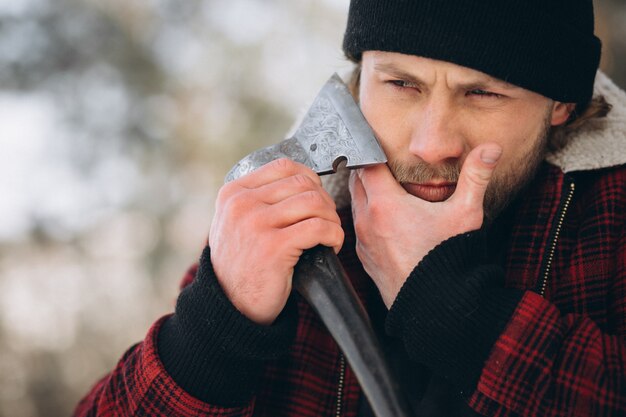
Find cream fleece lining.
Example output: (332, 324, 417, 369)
(546, 71, 626, 173)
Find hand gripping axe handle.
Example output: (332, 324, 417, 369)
(226, 74, 413, 417)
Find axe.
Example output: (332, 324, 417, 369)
(226, 74, 413, 417)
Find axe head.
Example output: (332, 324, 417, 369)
(225, 73, 386, 182)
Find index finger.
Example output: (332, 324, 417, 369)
(235, 158, 322, 189)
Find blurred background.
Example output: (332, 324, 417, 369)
(0, 0, 624, 415)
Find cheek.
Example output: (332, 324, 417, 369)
(489, 124, 548, 188)
(501, 118, 549, 161)
(467, 107, 547, 158)
(359, 88, 412, 154)
(359, 91, 380, 129)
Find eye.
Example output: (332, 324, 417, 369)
(468, 89, 503, 99)
(387, 79, 420, 91)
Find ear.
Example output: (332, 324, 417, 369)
(550, 102, 576, 126)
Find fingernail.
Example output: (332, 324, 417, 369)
(480, 148, 502, 164)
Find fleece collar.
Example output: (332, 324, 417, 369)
(546, 71, 626, 173)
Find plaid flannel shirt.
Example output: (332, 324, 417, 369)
(74, 162, 626, 417)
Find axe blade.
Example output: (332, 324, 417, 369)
(225, 74, 386, 182)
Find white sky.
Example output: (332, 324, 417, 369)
(0, 94, 63, 240)
(0, 94, 139, 241)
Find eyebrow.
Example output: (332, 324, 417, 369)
(373, 61, 520, 91)
(374, 62, 426, 88)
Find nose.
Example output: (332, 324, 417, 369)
(408, 97, 465, 165)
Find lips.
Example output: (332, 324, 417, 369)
(402, 182, 456, 202)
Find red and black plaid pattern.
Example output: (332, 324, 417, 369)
(468, 165, 626, 416)
(75, 162, 626, 416)
(74, 318, 256, 416)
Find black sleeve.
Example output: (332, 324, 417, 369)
(157, 246, 298, 406)
(385, 231, 524, 395)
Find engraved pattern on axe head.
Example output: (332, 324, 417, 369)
(294, 96, 361, 173)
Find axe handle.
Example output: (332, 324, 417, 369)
(294, 245, 413, 417)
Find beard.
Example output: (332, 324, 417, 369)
(388, 112, 552, 222)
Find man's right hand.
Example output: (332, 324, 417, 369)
(209, 158, 344, 325)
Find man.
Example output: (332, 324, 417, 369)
(75, 1, 626, 416)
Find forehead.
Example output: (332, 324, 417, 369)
(363, 51, 521, 91)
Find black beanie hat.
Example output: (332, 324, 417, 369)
(343, 0, 601, 107)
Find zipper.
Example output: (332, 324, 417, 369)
(336, 353, 346, 417)
(537, 179, 575, 297)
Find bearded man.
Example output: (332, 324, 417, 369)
(75, 0, 626, 416)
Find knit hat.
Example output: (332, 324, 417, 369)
(343, 0, 601, 107)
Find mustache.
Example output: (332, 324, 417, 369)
(387, 159, 460, 183)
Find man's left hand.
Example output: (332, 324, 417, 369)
(349, 144, 502, 308)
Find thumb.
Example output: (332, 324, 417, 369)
(452, 144, 502, 207)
